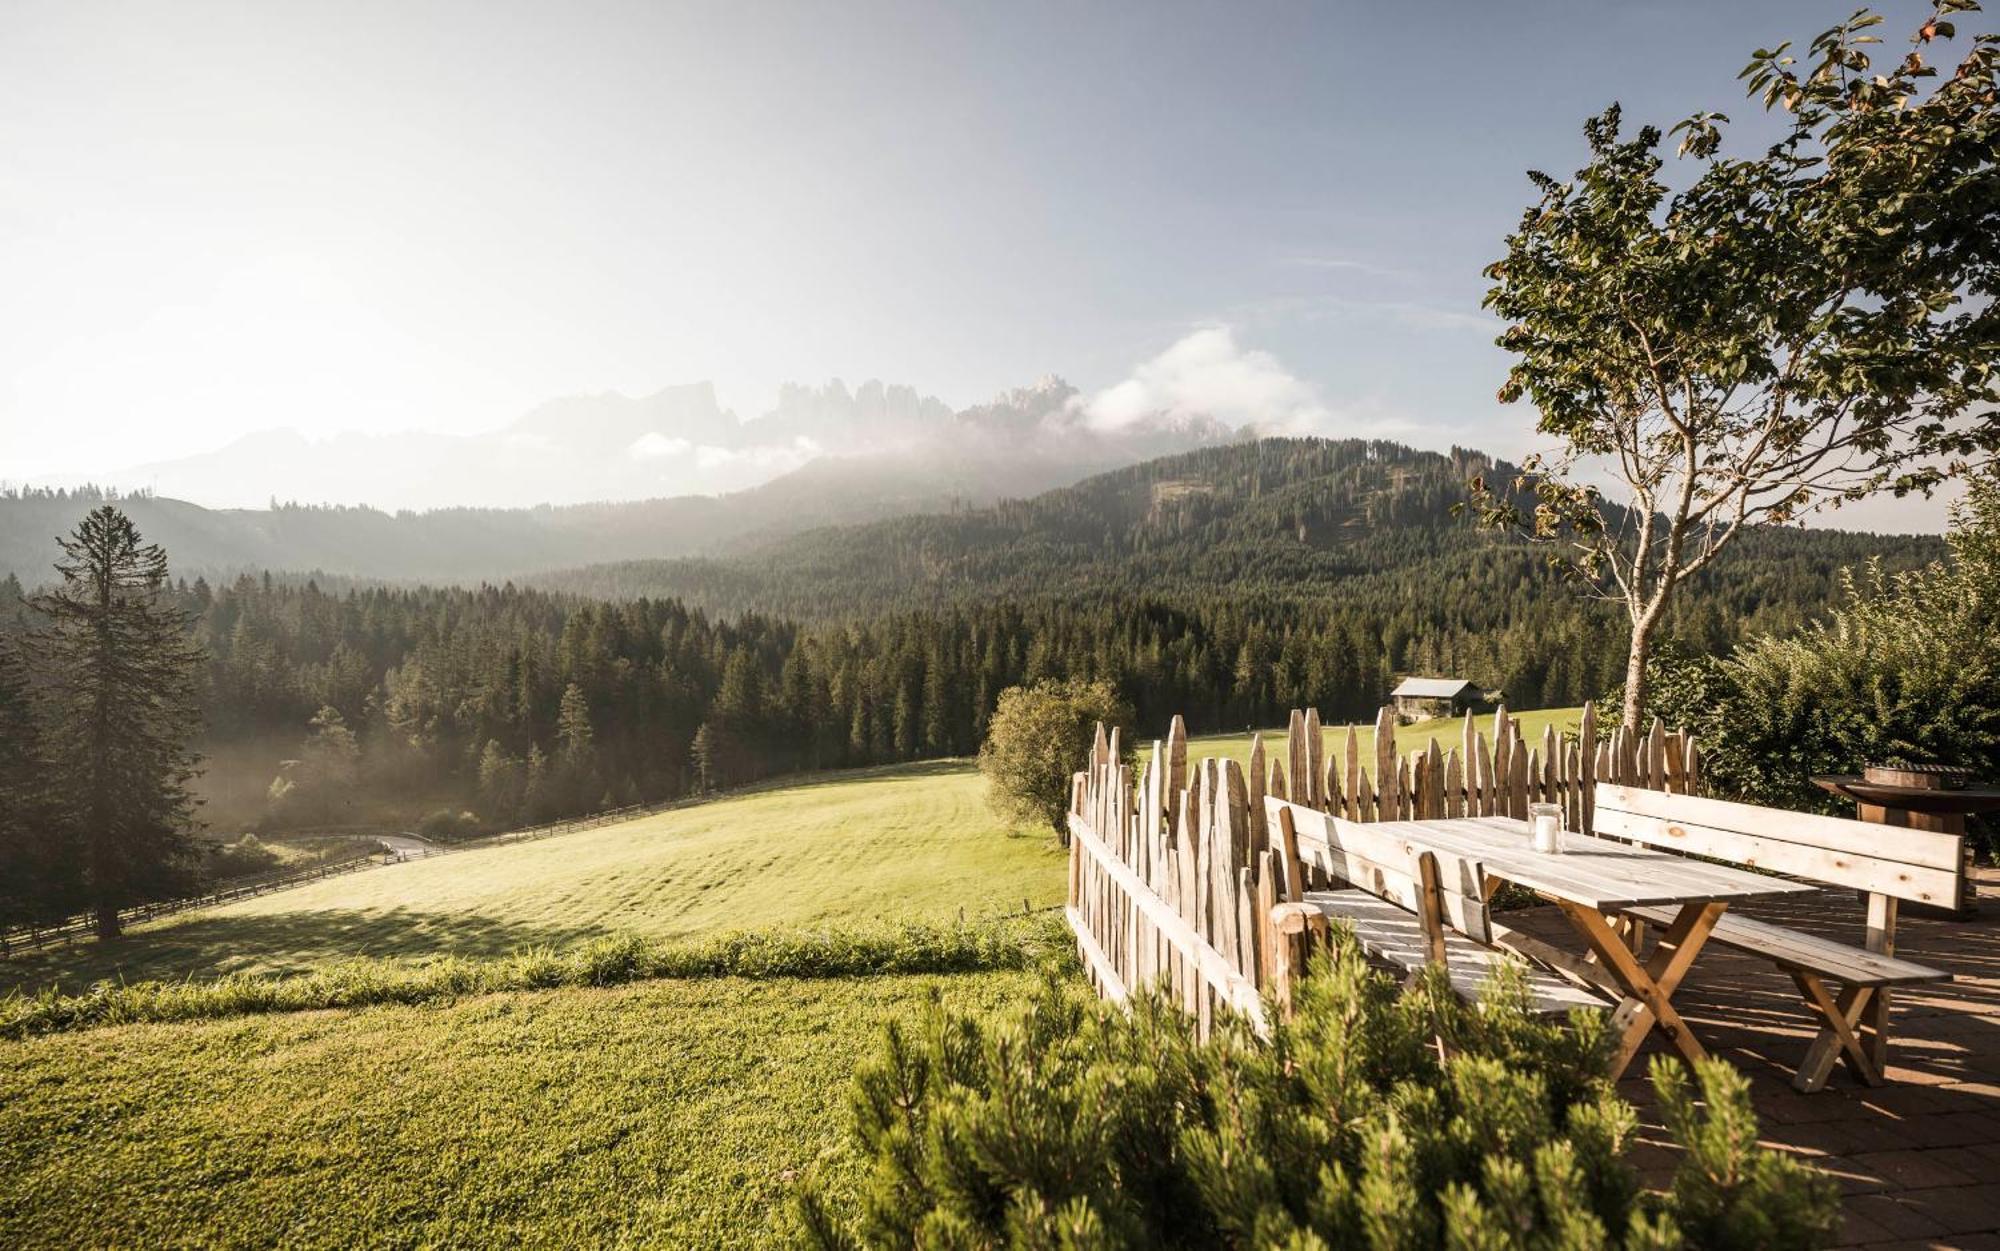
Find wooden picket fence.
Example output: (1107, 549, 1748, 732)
(1065, 703, 1697, 1036)
(1276, 701, 1697, 838)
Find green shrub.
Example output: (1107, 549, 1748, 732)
(1628, 478, 2000, 818)
(203, 833, 280, 880)
(0, 917, 1061, 1039)
(798, 933, 1838, 1249)
(415, 808, 482, 842)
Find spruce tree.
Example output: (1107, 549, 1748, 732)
(0, 635, 73, 927)
(31, 506, 204, 938)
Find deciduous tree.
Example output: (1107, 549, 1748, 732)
(976, 678, 1131, 840)
(1478, 4, 2000, 728)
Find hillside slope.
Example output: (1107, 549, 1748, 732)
(0, 761, 1064, 996)
(533, 438, 1944, 621)
(0, 455, 1061, 586)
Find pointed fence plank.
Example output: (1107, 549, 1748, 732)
(1247, 735, 1268, 845)
(1344, 726, 1361, 821)
(1305, 708, 1324, 810)
(1375, 705, 1399, 822)
(1066, 705, 1694, 1036)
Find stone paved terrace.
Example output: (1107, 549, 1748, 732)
(1509, 866, 2000, 1249)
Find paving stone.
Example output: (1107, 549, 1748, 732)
(1844, 1193, 1952, 1239)
(1898, 1185, 2000, 1236)
(1514, 890, 2000, 1241)
(1846, 1151, 1982, 1191)
(1835, 1205, 1900, 1245)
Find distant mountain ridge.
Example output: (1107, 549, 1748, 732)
(529, 437, 1947, 623)
(1, 374, 1249, 584)
(5, 437, 1938, 639)
(30, 373, 1238, 514)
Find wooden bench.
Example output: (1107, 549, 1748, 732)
(1267, 799, 1607, 1016)
(1594, 783, 1958, 1092)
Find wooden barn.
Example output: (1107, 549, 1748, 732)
(1389, 676, 1483, 722)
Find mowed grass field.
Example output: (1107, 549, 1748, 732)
(0, 760, 1066, 996)
(0, 707, 1582, 1248)
(0, 972, 1038, 1249)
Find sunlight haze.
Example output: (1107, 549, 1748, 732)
(0, 0, 1955, 527)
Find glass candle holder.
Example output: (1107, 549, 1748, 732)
(1529, 802, 1564, 854)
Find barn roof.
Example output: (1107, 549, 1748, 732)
(1391, 677, 1480, 699)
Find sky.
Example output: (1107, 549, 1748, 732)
(0, 0, 1960, 528)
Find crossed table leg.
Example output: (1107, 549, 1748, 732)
(1552, 899, 1729, 1082)
(1789, 973, 1883, 1091)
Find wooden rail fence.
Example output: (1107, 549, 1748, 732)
(1065, 703, 1696, 1035)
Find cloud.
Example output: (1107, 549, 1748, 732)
(1071, 325, 1336, 436)
(631, 431, 822, 475)
(1282, 255, 1405, 278)
(692, 436, 821, 471)
(628, 433, 693, 460)
(1369, 300, 1494, 333)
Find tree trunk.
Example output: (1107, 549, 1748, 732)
(95, 900, 121, 941)
(1621, 617, 1654, 732)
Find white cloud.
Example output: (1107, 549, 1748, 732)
(628, 433, 693, 460)
(1282, 255, 1404, 278)
(1071, 325, 1335, 436)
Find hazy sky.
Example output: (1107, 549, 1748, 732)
(0, 0, 1957, 527)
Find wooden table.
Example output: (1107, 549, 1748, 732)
(1397, 816, 1817, 1079)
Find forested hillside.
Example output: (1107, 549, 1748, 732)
(538, 438, 1938, 630)
(0, 437, 1942, 875)
(0, 456, 1046, 586)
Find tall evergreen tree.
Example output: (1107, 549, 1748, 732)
(0, 636, 70, 927)
(31, 506, 204, 938)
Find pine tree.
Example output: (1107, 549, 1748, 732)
(690, 721, 718, 793)
(31, 506, 204, 938)
(556, 682, 594, 761)
(556, 681, 597, 811)
(477, 739, 524, 825)
(800, 938, 1839, 1248)
(0, 635, 72, 927)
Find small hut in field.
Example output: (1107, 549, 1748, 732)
(1389, 677, 1483, 723)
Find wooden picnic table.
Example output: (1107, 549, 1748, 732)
(1395, 816, 1817, 1079)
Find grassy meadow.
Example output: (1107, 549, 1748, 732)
(0, 972, 1039, 1248)
(1, 760, 1065, 996)
(0, 706, 1584, 1248)
(2, 711, 1580, 997)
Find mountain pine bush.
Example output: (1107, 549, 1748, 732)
(798, 932, 1837, 1249)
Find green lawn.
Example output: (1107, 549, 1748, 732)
(1, 760, 1067, 996)
(0, 972, 1035, 1249)
(0, 708, 1592, 1249)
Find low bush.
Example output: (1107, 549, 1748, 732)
(202, 833, 280, 880)
(1628, 477, 2000, 822)
(0, 916, 1062, 1040)
(416, 807, 483, 842)
(799, 932, 1838, 1249)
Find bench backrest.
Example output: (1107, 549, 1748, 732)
(1268, 797, 1492, 944)
(1592, 783, 1963, 911)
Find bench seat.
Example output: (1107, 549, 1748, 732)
(1622, 905, 1950, 987)
(1306, 889, 1609, 1015)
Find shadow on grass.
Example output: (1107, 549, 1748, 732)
(0, 907, 618, 998)
(722, 757, 975, 797)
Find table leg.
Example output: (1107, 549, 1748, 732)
(1860, 894, 1897, 1074)
(1790, 974, 1882, 1092)
(1555, 899, 1727, 1081)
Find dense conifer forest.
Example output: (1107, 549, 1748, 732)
(0, 438, 1942, 881)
